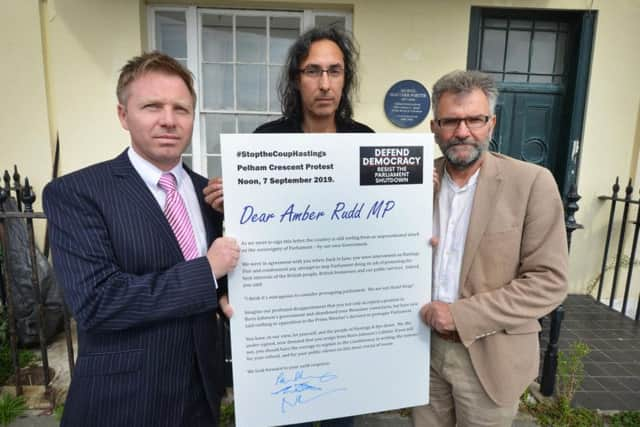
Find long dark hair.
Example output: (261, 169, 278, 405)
(279, 26, 359, 125)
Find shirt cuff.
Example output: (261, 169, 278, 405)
(210, 267, 218, 289)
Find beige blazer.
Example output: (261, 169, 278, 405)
(435, 152, 568, 406)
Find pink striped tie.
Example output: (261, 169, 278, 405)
(158, 173, 200, 261)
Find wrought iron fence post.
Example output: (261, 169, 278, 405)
(621, 187, 640, 316)
(541, 305, 565, 396)
(12, 166, 22, 213)
(565, 183, 584, 251)
(0, 184, 22, 395)
(22, 179, 52, 401)
(1, 162, 76, 404)
(597, 177, 620, 302)
(540, 181, 582, 397)
(2, 171, 10, 200)
(609, 179, 634, 309)
(0, 175, 7, 308)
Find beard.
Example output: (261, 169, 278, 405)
(436, 135, 490, 170)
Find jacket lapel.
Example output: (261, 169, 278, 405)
(458, 153, 503, 292)
(109, 150, 183, 258)
(186, 167, 215, 244)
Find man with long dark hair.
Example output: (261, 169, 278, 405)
(204, 26, 373, 210)
(256, 25, 372, 133)
(204, 27, 374, 212)
(203, 26, 371, 427)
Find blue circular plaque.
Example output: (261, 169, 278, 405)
(384, 80, 430, 128)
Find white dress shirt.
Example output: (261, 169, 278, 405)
(127, 147, 208, 257)
(433, 168, 480, 303)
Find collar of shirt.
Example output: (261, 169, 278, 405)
(442, 167, 480, 193)
(127, 147, 208, 258)
(127, 147, 187, 194)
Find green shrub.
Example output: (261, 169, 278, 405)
(608, 411, 640, 427)
(557, 341, 590, 402)
(54, 403, 64, 421)
(0, 394, 27, 426)
(0, 343, 37, 385)
(219, 401, 234, 426)
(522, 341, 604, 426)
(0, 309, 37, 385)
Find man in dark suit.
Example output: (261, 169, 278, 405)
(43, 52, 239, 426)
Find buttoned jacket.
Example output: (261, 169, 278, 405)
(43, 150, 226, 426)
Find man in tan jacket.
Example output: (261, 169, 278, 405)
(412, 70, 568, 427)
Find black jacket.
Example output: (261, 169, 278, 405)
(254, 116, 374, 133)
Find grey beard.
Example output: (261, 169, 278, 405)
(440, 138, 489, 170)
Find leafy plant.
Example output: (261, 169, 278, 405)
(557, 341, 590, 402)
(0, 393, 27, 426)
(522, 341, 603, 426)
(608, 410, 640, 427)
(532, 399, 603, 427)
(219, 401, 235, 426)
(0, 342, 37, 385)
(0, 308, 37, 385)
(53, 403, 64, 421)
(398, 407, 411, 417)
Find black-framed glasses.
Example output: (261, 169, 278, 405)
(298, 65, 344, 79)
(435, 115, 491, 130)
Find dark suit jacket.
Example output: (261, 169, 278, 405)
(43, 150, 226, 426)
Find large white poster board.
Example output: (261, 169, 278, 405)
(221, 133, 433, 427)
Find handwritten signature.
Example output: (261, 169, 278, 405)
(271, 370, 347, 413)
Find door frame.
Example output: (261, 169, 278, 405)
(467, 7, 597, 198)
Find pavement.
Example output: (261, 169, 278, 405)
(355, 411, 539, 426)
(540, 294, 640, 411)
(7, 328, 545, 427)
(8, 410, 58, 427)
(8, 410, 540, 426)
(4, 323, 542, 427)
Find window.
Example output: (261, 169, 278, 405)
(149, 6, 351, 176)
(477, 14, 569, 84)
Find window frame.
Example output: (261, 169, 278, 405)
(468, 8, 574, 85)
(147, 4, 352, 175)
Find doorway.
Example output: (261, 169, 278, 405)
(467, 7, 596, 195)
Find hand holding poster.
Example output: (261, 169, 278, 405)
(221, 133, 433, 427)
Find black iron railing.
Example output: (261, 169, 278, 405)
(539, 181, 583, 396)
(596, 177, 640, 321)
(0, 163, 74, 405)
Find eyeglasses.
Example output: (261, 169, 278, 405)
(298, 65, 344, 79)
(435, 115, 491, 130)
